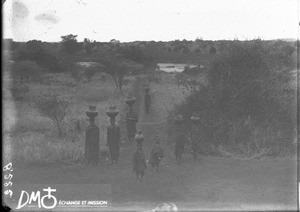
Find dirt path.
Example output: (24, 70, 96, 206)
(10, 76, 297, 211)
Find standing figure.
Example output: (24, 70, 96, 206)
(175, 133, 185, 163)
(125, 97, 138, 141)
(106, 106, 121, 164)
(191, 141, 199, 163)
(132, 144, 147, 182)
(134, 130, 144, 147)
(149, 137, 164, 172)
(174, 114, 185, 163)
(85, 106, 100, 166)
(191, 114, 201, 163)
(144, 87, 151, 114)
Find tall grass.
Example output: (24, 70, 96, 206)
(5, 72, 133, 164)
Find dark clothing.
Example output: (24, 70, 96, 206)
(144, 94, 151, 114)
(175, 134, 185, 156)
(132, 149, 147, 176)
(107, 125, 121, 162)
(85, 124, 100, 165)
(191, 127, 201, 162)
(191, 141, 199, 162)
(149, 145, 164, 167)
(175, 134, 185, 162)
(125, 110, 138, 141)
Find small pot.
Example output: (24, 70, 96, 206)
(106, 106, 119, 119)
(86, 106, 98, 119)
(145, 87, 150, 92)
(135, 131, 144, 143)
(125, 97, 136, 106)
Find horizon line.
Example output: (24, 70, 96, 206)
(3, 37, 297, 43)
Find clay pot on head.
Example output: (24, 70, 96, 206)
(86, 106, 98, 119)
(134, 130, 144, 143)
(125, 97, 136, 106)
(106, 106, 119, 119)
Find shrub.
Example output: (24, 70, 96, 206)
(33, 92, 70, 138)
(12, 60, 45, 82)
(169, 40, 296, 157)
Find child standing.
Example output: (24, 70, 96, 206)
(149, 137, 164, 172)
(132, 144, 147, 182)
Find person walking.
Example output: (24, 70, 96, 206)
(134, 130, 144, 147)
(175, 133, 185, 163)
(106, 106, 121, 164)
(144, 87, 151, 114)
(191, 141, 199, 163)
(149, 137, 164, 172)
(85, 106, 100, 166)
(125, 105, 138, 142)
(132, 144, 147, 182)
(174, 114, 185, 163)
(190, 114, 201, 163)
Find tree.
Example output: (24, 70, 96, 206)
(60, 34, 81, 55)
(209, 46, 217, 54)
(34, 92, 70, 138)
(101, 59, 127, 91)
(83, 38, 97, 54)
(12, 60, 44, 82)
(171, 40, 296, 157)
(100, 58, 143, 91)
(17, 40, 62, 73)
(109, 39, 120, 44)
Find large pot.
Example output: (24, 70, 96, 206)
(125, 97, 136, 106)
(106, 106, 119, 119)
(134, 130, 144, 143)
(86, 106, 98, 119)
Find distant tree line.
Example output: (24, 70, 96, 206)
(6, 36, 297, 92)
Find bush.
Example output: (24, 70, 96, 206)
(33, 92, 70, 138)
(12, 60, 45, 82)
(169, 40, 296, 158)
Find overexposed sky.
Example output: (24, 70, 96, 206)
(3, 0, 299, 42)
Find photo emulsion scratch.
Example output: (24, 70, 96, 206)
(2, 0, 298, 211)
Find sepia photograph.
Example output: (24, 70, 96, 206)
(2, 0, 298, 211)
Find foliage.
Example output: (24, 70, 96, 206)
(17, 40, 63, 73)
(117, 45, 156, 68)
(83, 38, 97, 54)
(60, 34, 82, 55)
(12, 60, 44, 82)
(33, 92, 70, 138)
(209, 46, 217, 54)
(175, 69, 206, 91)
(170, 40, 296, 157)
(100, 58, 143, 91)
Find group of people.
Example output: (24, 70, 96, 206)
(85, 86, 200, 182)
(132, 133, 165, 182)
